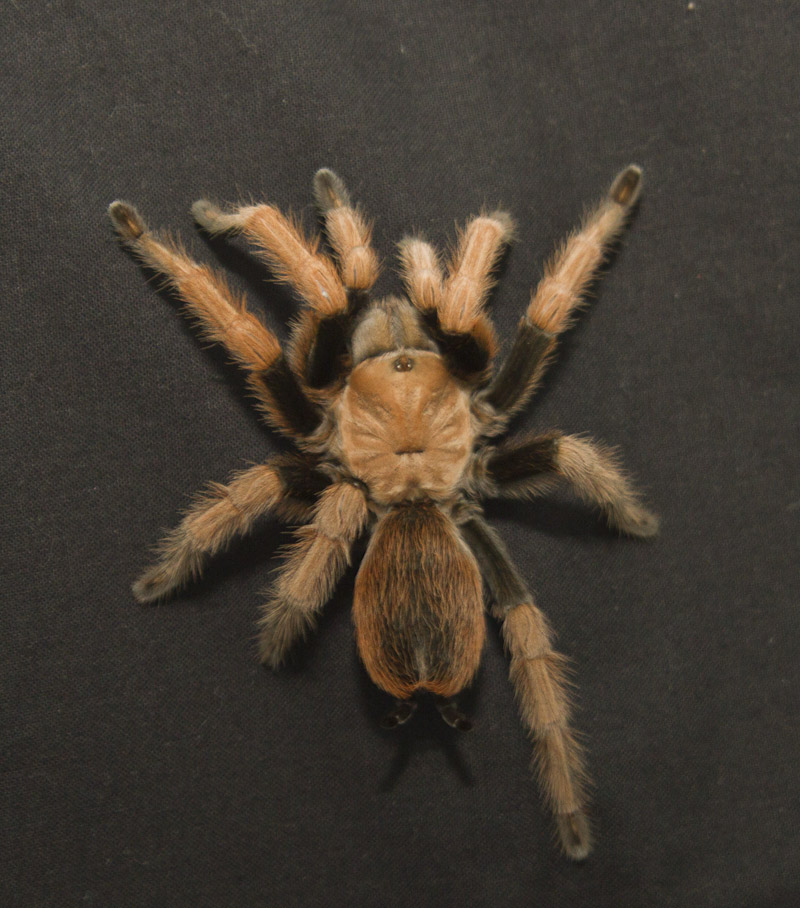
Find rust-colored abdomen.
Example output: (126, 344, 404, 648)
(353, 502, 485, 700)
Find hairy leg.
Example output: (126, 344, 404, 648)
(460, 516, 591, 860)
(192, 197, 347, 317)
(108, 202, 319, 437)
(132, 455, 329, 603)
(313, 168, 380, 293)
(484, 165, 643, 416)
(398, 210, 513, 381)
(443, 210, 514, 334)
(479, 431, 659, 537)
(194, 173, 376, 389)
(397, 236, 444, 312)
(275, 168, 383, 389)
(257, 481, 370, 667)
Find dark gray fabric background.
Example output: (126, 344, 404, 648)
(2, 2, 798, 906)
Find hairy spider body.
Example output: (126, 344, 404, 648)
(335, 349, 475, 502)
(109, 165, 657, 861)
(355, 498, 485, 700)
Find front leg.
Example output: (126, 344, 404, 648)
(191, 197, 348, 318)
(108, 202, 320, 439)
(195, 170, 379, 390)
(479, 431, 659, 538)
(257, 481, 370, 667)
(484, 165, 643, 416)
(398, 210, 513, 382)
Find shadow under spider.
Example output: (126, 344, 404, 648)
(357, 656, 484, 792)
(483, 497, 627, 541)
(165, 518, 294, 605)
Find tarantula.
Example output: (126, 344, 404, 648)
(109, 165, 657, 861)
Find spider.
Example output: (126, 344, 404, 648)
(109, 165, 657, 861)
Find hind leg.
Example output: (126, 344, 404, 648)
(462, 516, 591, 860)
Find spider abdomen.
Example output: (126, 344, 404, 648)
(353, 501, 484, 700)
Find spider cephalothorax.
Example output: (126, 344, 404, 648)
(109, 165, 657, 861)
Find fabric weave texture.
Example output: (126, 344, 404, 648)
(2, 2, 798, 906)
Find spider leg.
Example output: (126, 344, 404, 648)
(191, 196, 348, 317)
(132, 455, 329, 604)
(460, 516, 591, 861)
(478, 430, 659, 538)
(484, 165, 643, 417)
(398, 209, 513, 382)
(283, 168, 384, 389)
(312, 168, 380, 294)
(257, 481, 370, 668)
(194, 173, 377, 390)
(108, 202, 320, 439)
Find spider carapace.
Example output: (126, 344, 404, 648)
(109, 165, 657, 861)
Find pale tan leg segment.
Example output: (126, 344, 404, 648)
(192, 198, 348, 317)
(443, 210, 514, 334)
(313, 168, 380, 293)
(485, 165, 643, 415)
(556, 435, 659, 537)
(109, 201, 281, 373)
(500, 601, 592, 861)
(528, 166, 642, 334)
(257, 482, 369, 667)
(397, 236, 445, 312)
(132, 463, 289, 604)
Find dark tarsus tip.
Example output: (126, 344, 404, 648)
(609, 165, 643, 208)
(380, 699, 417, 729)
(557, 811, 593, 862)
(313, 168, 351, 213)
(108, 200, 145, 240)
